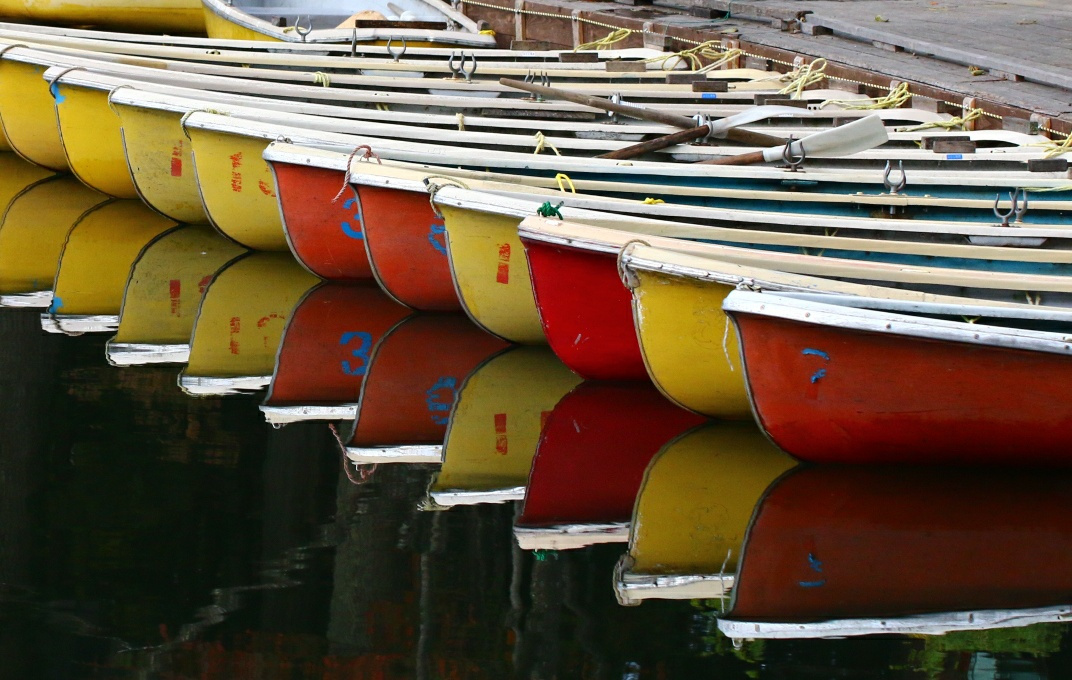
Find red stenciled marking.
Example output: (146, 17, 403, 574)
(257, 313, 284, 348)
(170, 142, 183, 177)
(494, 412, 508, 455)
(495, 243, 511, 285)
(228, 316, 241, 355)
(168, 279, 181, 315)
(197, 275, 212, 296)
(257, 179, 276, 197)
(229, 152, 243, 192)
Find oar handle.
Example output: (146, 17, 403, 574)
(698, 150, 768, 166)
(500, 78, 788, 147)
(500, 77, 695, 129)
(596, 125, 709, 160)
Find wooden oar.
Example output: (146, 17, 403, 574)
(499, 77, 790, 147)
(597, 105, 804, 161)
(700, 115, 889, 166)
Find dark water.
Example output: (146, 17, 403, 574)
(2, 308, 1071, 679)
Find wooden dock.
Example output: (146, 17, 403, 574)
(460, 0, 1072, 135)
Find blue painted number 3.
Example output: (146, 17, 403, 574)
(340, 331, 373, 375)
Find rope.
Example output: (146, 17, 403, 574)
(642, 40, 725, 71)
(536, 201, 564, 218)
(615, 238, 651, 287)
(456, 112, 465, 131)
(574, 28, 632, 52)
(554, 173, 576, 193)
(312, 71, 331, 87)
(332, 145, 382, 203)
(0, 43, 29, 59)
(897, 108, 985, 132)
(105, 83, 136, 117)
(775, 58, 827, 99)
(1029, 134, 1072, 159)
(820, 81, 911, 110)
(479, 28, 496, 35)
(376, 103, 390, 111)
(642, 197, 664, 204)
(423, 175, 471, 218)
(532, 131, 561, 156)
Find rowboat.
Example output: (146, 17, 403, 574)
(0, 175, 107, 308)
(0, 152, 55, 217)
(613, 421, 794, 605)
(338, 313, 507, 464)
(42, 200, 178, 336)
(719, 466, 1072, 638)
(260, 282, 410, 424)
(427, 346, 580, 507)
(200, 0, 494, 46)
(514, 381, 705, 550)
(180, 252, 320, 396)
(724, 289, 1072, 465)
(621, 242, 1072, 417)
(107, 225, 246, 366)
(0, 0, 205, 34)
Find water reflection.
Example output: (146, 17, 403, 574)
(4, 149, 1072, 678)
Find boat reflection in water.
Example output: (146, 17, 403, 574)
(427, 346, 581, 508)
(106, 225, 247, 366)
(180, 252, 320, 396)
(718, 466, 1072, 640)
(514, 382, 706, 550)
(43, 200, 178, 335)
(614, 421, 796, 605)
(0, 175, 107, 308)
(340, 313, 508, 464)
(260, 282, 410, 425)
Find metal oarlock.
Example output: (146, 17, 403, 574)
(386, 37, 406, 62)
(883, 160, 907, 195)
(293, 16, 312, 42)
(780, 136, 805, 172)
(994, 188, 1029, 227)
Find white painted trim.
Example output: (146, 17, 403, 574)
(514, 522, 630, 550)
(259, 403, 359, 424)
(106, 342, 190, 365)
(178, 374, 271, 395)
(428, 486, 526, 506)
(345, 445, 442, 463)
(0, 291, 52, 308)
(40, 314, 119, 334)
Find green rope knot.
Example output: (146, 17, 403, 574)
(536, 201, 564, 219)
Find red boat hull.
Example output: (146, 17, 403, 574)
(270, 160, 373, 281)
(355, 184, 461, 312)
(345, 314, 508, 447)
(263, 283, 411, 410)
(732, 312, 1072, 466)
(521, 237, 647, 380)
(730, 466, 1072, 621)
(518, 382, 706, 529)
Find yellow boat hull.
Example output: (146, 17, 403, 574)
(201, 8, 279, 41)
(0, 152, 56, 215)
(54, 81, 138, 199)
(440, 205, 545, 344)
(45, 200, 179, 334)
(0, 60, 68, 171)
(0, 176, 108, 304)
(629, 268, 752, 419)
(615, 421, 796, 604)
(430, 346, 580, 505)
(181, 252, 319, 395)
(187, 126, 288, 250)
(0, 0, 205, 33)
(111, 100, 208, 224)
(108, 225, 248, 366)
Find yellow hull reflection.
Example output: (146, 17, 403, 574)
(110, 101, 208, 224)
(0, 152, 56, 217)
(0, 0, 205, 33)
(186, 126, 287, 250)
(108, 225, 248, 366)
(0, 60, 68, 170)
(615, 421, 796, 605)
(45, 200, 179, 334)
(440, 205, 545, 344)
(0, 176, 108, 305)
(181, 253, 319, 395)
(631, 268, 751, 418)
(430, 346, 580, 506)
(0, 126, 11, 152)
(54, 82, 138, 199)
